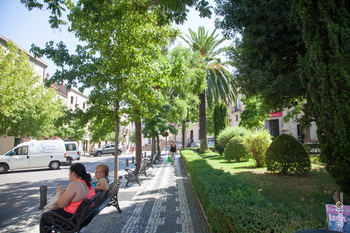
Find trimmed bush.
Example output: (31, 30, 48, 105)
(181, 150, 322, 232)
(224, 136, 249, 162)
(245, 130, 272, 167)
(217, 126, 251, 152)
(265, 134, 311, 174)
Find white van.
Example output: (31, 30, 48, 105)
(0, 140, 66, 173)
(64, 141, 80, 165)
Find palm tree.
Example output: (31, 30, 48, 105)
(181, 26, 236, 152)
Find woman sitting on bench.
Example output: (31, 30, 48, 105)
(40, 163, 95, 233)
(93, 163, 109, 193)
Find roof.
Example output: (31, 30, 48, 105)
(0, 34, 48, 68)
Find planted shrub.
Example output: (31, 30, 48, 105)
(217, 126, 251, 152)
(265, 134, 311, 174)
(246, 130, 272, 167)
(181, 150, 322, 232)
(224, 136, 249, 162)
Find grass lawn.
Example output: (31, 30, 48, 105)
(199, 150, 341, 225)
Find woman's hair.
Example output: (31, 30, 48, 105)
(96, 163, 109, 177)
(70, 163, 92, 188)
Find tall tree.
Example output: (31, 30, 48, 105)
(294, 0, 350, 195)
(22, 0, 215, 178)
(213, 101, 228, 155)
(0, 40, 64, 140)
(142, 107, 178, 156)
(165, 45, 206, 149)
(215, 0, 316, 142)
(181, 26, 236, 152)
(215, 0, 350, 194)
(215, 0, 307, 111)
(30, 0, 177, 179)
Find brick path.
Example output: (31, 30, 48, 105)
(81, 154, 210, 233)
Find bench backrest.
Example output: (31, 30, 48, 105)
(73, 176, 123, 230)
(149, 153, 156, 163)
(139, 159, 148, 173)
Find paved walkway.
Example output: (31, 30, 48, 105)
(1, 153, 209, 233)
(82, 153, 210, 233)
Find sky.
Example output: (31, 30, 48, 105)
(0, 0, 232, 94)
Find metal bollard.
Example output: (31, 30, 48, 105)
(126, 158, 129, 167)
(39, 185, 47, 210)
(132, 156, 135, 164)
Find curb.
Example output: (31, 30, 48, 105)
(180, 153, 211, 232)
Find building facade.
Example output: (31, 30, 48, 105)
(167, 92, 318, 148)
(0, 34, 48, 154)
(227, 94, 318, 143)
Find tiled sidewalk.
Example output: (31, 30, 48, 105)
(81, 154, 210, 233)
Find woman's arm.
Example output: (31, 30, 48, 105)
(94, 177, 109, 191)
(56, 183, 78, 208)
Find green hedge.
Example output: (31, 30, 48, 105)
(181, 150, 322, 232)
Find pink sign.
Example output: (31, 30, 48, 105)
(270, 112, 282, 117)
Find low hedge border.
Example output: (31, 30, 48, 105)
(181, 149, 323, 233)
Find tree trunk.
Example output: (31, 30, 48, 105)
(151, 137, 154, 155)
(114, 101, 120, 180)
(135, 112, 142, 165)
(157, 135, 160, 156)
(182, 121, 186, 149)
(304, 126, 311, 143)
(199, 91, 208, 152)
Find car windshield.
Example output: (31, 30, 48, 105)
(3, 150, 13, 156)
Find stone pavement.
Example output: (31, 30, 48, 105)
(81, 153, 210, 233)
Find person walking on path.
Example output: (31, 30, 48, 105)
(169, 140, 177, 167)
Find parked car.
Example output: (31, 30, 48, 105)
(90, 144, 122, 157)
(0, 140, 66, 173)
(64, 141, 80, 165)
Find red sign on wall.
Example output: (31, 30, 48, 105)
(270, 112, 282, 117)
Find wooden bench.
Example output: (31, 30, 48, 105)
(124, 159, 148, 186)
(40, 176, 123, 233)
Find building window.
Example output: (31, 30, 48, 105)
(70, 96, 74, 104)
(235, 98, 240, 111)
(83, 102, 86, 109)
(14, 138, 21, 146)
(236, 115, 239, 121)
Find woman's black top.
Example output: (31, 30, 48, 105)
(170, 144, 176, 152)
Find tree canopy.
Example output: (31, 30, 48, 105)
(26, 0, 195, 178)
(181, 26, 236, 152)
(0, 40, 64, 139)
(215, 0, 350, 194)
(293, 0, 350, 195)
(215, 0, 307, 111)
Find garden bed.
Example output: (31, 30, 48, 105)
(181, 149, 339, 232)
